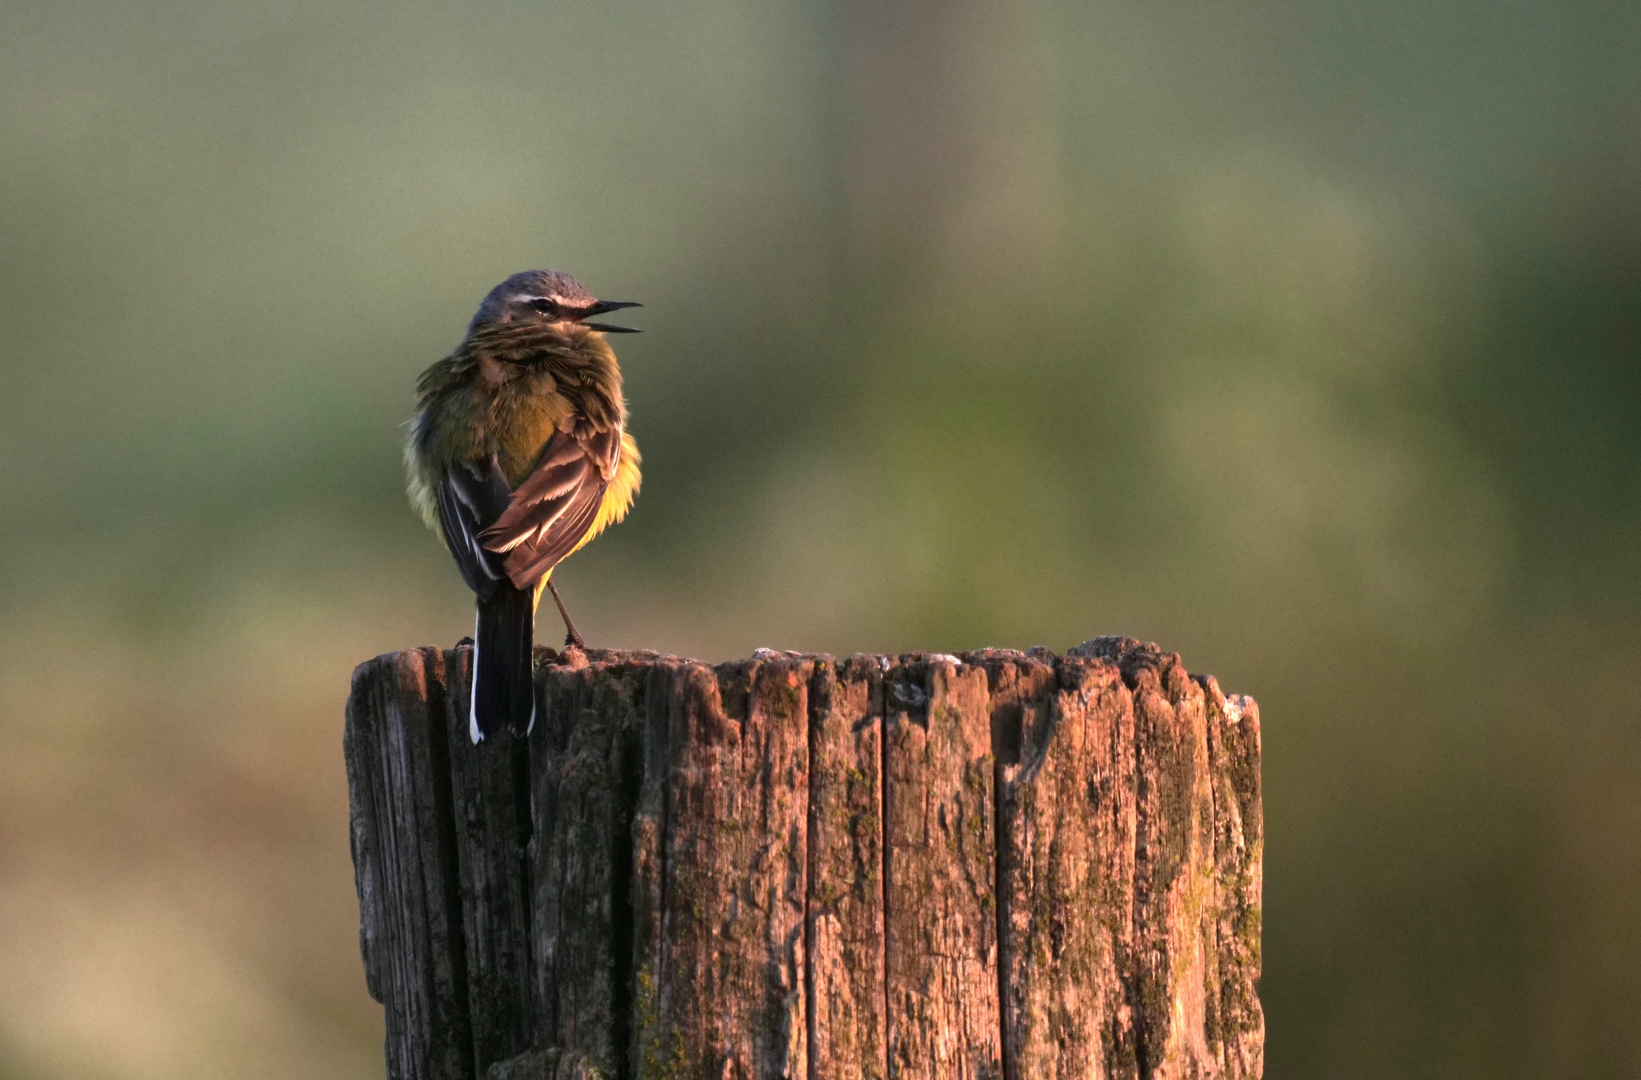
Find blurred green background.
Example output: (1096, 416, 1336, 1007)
(1, 0, 1637, 1076)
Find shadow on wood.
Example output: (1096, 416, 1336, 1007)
(345, 639, 1263, 1080)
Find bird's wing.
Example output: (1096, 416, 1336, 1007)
(433, 455, 514, 601)
(478, 422, 620, 589)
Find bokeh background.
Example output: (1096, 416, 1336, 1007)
(2, 0, 1638, 1076)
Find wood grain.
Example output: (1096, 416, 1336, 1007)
(445, 645, 537, 1077)
(532, 659, 642, 1072)
(884, 657, 1000, 1080)
(990, 651, 1139, 1080)
(806, 655, 887, 1080)
(634, 656, 813, 1079)
(346, 647, 474, 1080)
(345, 644, 1263, 1080)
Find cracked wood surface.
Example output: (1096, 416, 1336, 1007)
(806, 656, 886, 1080)
(346, 639, 1262, 1080)
(883, 659, 1000, 1079)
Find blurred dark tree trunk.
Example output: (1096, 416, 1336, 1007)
(344, 640, 1262, 1080)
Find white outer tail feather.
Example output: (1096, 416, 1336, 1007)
(468, 608, 536, 744)
(469, 612, 484, 744)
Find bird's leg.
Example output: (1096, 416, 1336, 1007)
(546, 579, 586, 650)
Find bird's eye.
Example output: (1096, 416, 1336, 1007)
(528, 298, 558, 315)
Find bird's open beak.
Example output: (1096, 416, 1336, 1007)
(576, 299, 642, 333)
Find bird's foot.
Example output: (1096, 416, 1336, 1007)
(564, 631, 587, 650)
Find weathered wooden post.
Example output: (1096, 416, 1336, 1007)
(345, 639, 1263, 1080)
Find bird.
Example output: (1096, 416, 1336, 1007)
(404, 270, 642, 743)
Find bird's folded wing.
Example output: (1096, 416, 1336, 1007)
(478, 424, 620, 589)
(433, 455, 515, 601)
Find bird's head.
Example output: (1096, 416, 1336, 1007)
(467, 269, 642, 336)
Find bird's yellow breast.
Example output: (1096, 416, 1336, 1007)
(490, 368, 576, 486)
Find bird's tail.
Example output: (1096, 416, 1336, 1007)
(470, 583, 535, 743)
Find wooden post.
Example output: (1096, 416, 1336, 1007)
(345, 640, 1263, 1080)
